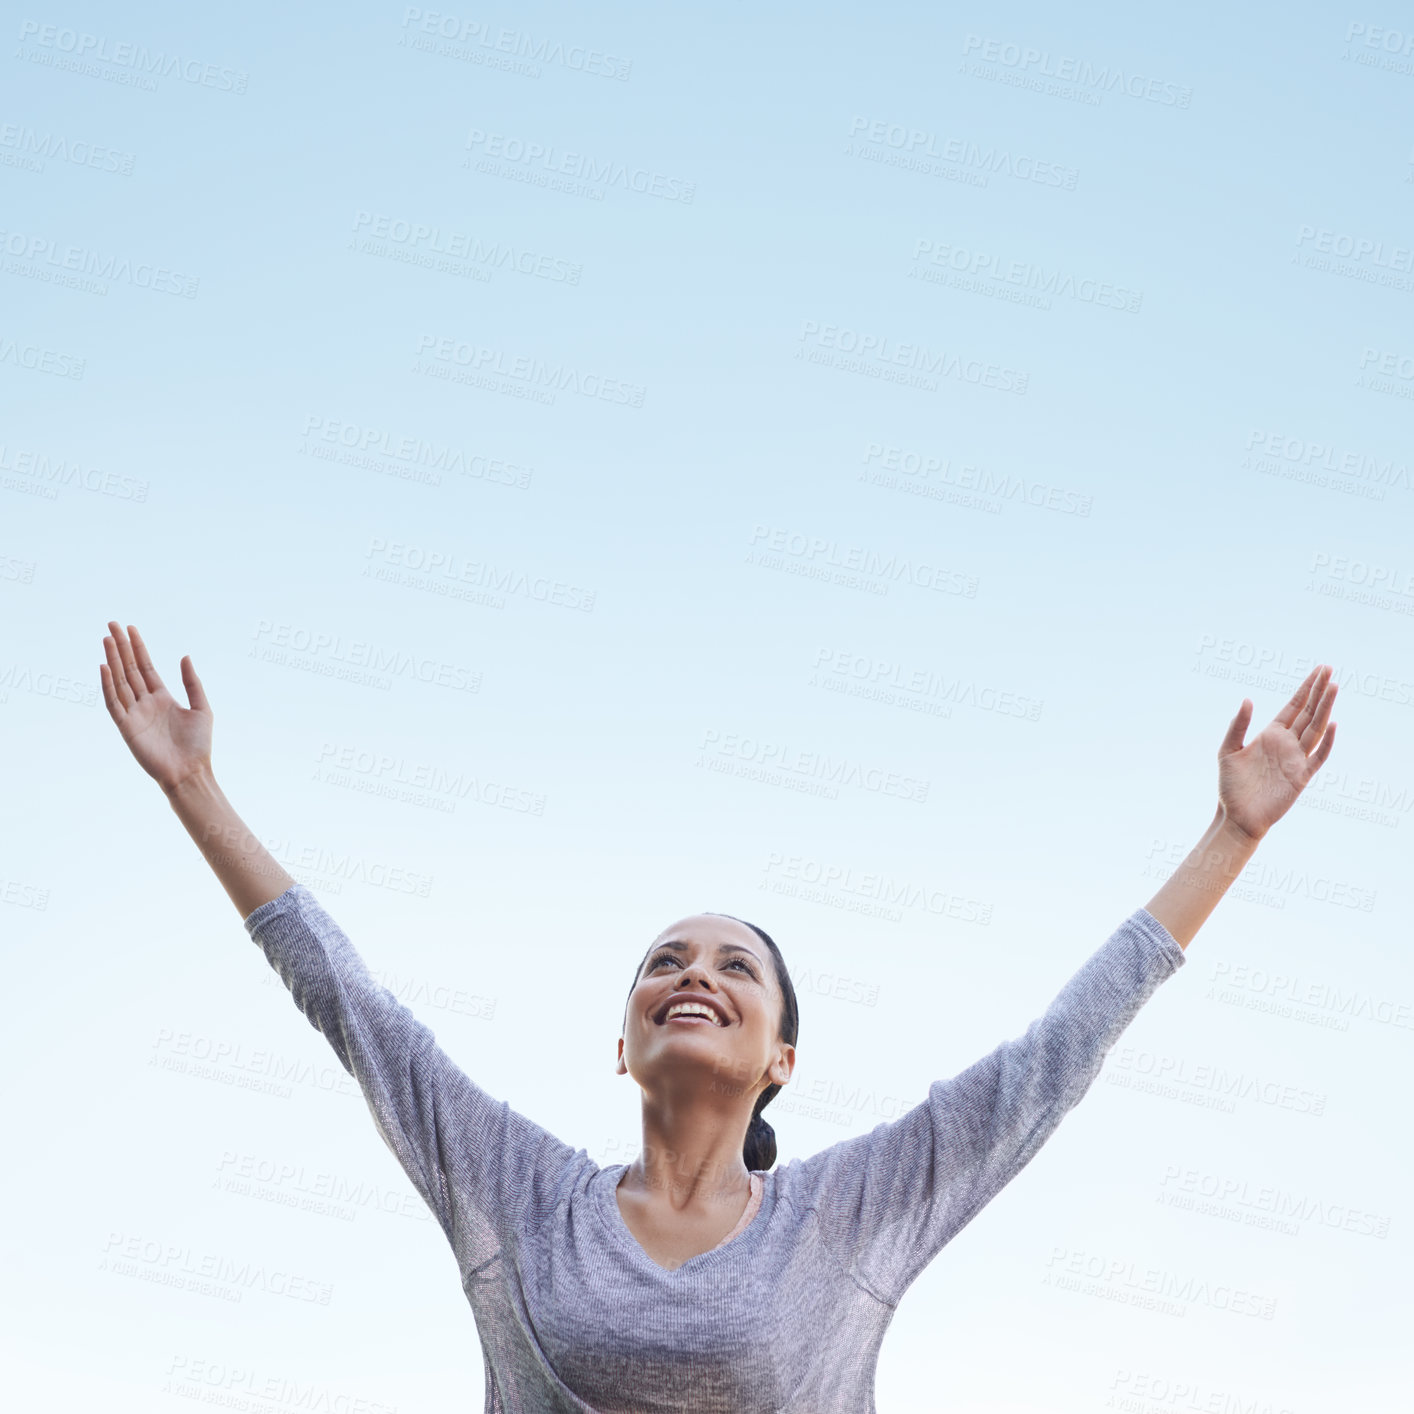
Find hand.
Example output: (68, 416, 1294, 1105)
(1217, 664, 1338, 843)
(100, 621, 214, 794)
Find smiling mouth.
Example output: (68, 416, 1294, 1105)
(657, 1000, 728, 1026)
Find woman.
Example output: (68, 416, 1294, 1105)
(100, 620, 1338, 1413)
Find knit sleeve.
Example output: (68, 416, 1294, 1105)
(244, 884, 578, 1269)
(780, 907, 1186, 1307)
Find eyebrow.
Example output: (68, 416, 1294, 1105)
(648, 939, 764, 966)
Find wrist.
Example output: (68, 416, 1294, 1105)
(1215, 806, 1264, 851)
(164, 762, 218, 803)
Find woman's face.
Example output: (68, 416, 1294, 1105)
(615, 914, 794, 1107)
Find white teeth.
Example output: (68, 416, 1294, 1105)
(665, 1002, 722, 1024)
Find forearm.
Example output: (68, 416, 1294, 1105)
(165, 766, 296, 919)
(1143, 804, 1260, 950)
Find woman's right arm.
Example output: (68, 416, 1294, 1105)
(100, 621, 581, 1260)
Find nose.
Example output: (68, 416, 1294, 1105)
(673, 961, 716, 990)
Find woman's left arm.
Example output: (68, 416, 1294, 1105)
(1146, 663, 1338, 948)
(786, 663, 1339, 1305)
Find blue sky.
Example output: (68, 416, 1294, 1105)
(4, 3, 1411, 1407)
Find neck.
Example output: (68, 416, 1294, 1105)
(625, 1095, 754, 1210)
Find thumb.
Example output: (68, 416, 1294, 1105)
(180, 655, 210, 714)
(1218, 698, 1251, 757)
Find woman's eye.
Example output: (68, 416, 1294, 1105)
(648, 955, 754, 977)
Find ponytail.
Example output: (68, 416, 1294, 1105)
(743, 1104, 778, 1172)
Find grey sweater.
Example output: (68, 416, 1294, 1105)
(244, 885, 1186, 1412)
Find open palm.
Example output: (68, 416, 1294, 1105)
(1217, 664, 1337, 842)
(100, 621, 213, 793)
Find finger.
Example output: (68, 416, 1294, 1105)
(99, 661, 123, 721)
(116, 623, 148, 699)
(1307, 720, 1336, 775)
(1218, 698, 1252, 757)
(180, 655, 209, 714)
(1274, 664, 1323, 730)
(1298, 677, 1338, 752)
(103, 631, 134, 711)
(1289, 665, 1331, 739)
(127, 624, 167, 695)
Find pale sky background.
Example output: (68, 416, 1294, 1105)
(3, 3, 1412, 1409)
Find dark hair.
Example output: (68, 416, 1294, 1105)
(624, 913, 799, 1171)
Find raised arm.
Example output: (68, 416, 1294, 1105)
(99, 620, 295, 917)
(783, 664, 1340, 1307)
(101, 620, 580, 1264)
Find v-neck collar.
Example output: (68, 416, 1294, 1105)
(593, 1164, 775, 1276)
